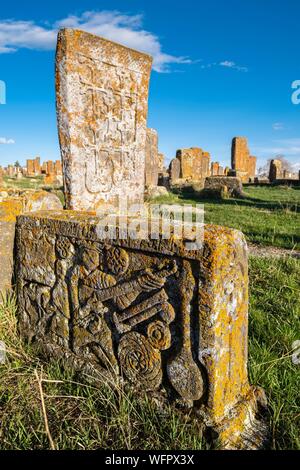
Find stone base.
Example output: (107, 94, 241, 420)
(15, 210, 268, 449)
(145, 185, 169, 199)
(204, 176, 244, 198)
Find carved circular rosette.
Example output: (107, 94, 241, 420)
(147, 320, 171, 351)
(118, 332, 162, 390)
(105, 246, 129, 275)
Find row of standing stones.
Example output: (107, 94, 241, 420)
(1, 28, 269, 449)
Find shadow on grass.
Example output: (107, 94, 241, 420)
(174, 191, 300, 213)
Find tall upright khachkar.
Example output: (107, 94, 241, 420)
(269, 159, 283, 182)
(15, 211, 268, 449)
(56, 28, 152, 210)
(231, 137, 257, 182)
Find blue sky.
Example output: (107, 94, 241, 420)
(0, 0, 299, 170)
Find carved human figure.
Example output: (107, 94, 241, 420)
(47, 237, 75, 347)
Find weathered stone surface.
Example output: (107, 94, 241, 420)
(169, 158, 181, 182)
(269, 159, 283, 182)
(217, 166, 223, 176)
(170, 179, 205, 196)
(54, 160, 62, 175)
(56, 28, 153, 210)
(146, 186, 169, 199)
(248, 156, 257, 180)
(176, 148, 211, 180)
(0, 191, 63, 293)
(231, 137, 256, 182)
(202, 152, 211, 178)
(145, 128, 159, 187)
(26, 157, 41, 176)
(158, 153, 165, 172)
(211, 162, 219, 176)
(204, 176, 244, 198)
(15, 210, 267, 448)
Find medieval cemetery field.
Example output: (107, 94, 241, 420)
(0, 182, 299, 450)
(152, 185, 300, 251)
(1, 12, 299, 455)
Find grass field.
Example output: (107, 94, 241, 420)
(152, 185, 300, 250)
(3, 175, 46, 190)
(0, 256, 299, 450)
(3, 177, 299, 250)
(2, 175, 65, 207)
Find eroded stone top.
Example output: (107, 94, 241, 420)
(56, 28, 153, 210)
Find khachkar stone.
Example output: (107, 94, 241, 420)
(158, 153, 165, 172)
(56, 28, 153, 210)
(202, 151, 211, 178)
(269, 159, 282, 182)
(211, 162, 219, 176)
(231, 137, 248, 172)
(169, 158, 181, 182)
(231, 137, 257, 182)
(26, 159, 35, 176)
(15, 211, 268, 449)
(176, 148, 201, 180)
(248, 156, 257, 180)
(145, 128, 159, 187)
(33, 157, 41, 175)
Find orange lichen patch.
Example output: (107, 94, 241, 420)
(197, 224, 252, 435)
(56, 28, 153, 210)
(231, 137, 257, 181)
(0, 198, 23, 222)
(173, 147, 211, 181)
(15, 211, 267, 448)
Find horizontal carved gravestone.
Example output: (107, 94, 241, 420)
(204, 176, 244, 198)
(15, 211, 268, 449)
(56, 29, 152, 210)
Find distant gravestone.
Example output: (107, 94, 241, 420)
(211, 162, 219, 176)
(269, 159, 283, 182)
(231, 137, 256, 182)
(169, 158, 181, 182)
(56, 28, 153, 210)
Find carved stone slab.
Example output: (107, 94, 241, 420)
(0, 191, 62, 293)
(15, 211, 267, 448)
(56, 29, 153, 210)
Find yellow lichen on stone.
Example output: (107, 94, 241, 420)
(14, 210, 268, 449)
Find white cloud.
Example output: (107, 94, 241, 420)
(219, 60, 248, 72)
(272, 122, 284, 130)
(0, 11, 192, 72)
(0, 137, 15, 144)
(201, 60, 248, 72)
